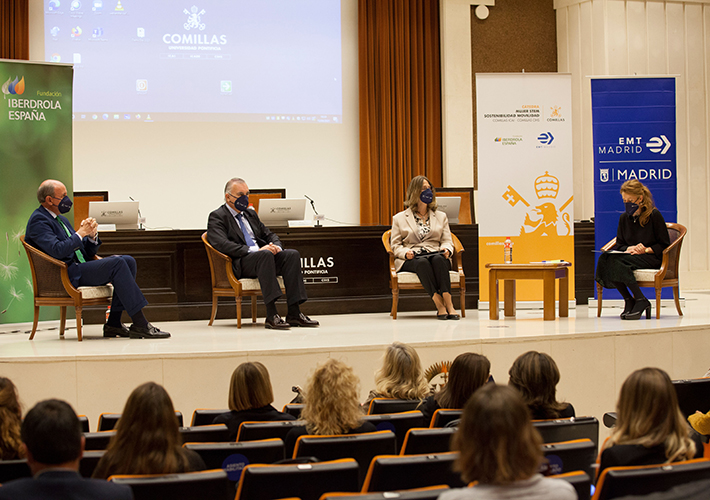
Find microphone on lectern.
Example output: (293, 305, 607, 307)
(129, 196, 145, 230)
(304, 195, 323, 227)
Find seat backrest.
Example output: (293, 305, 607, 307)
(110, 469, 233, 500)
(319, 485, 450, 500)
(362, 453, 466, 492)
(235, 458, 360, 500)
(663, 223, 687, 280)
(294, 431, 397, 486)
(400, 427, 456, 455)
(532, 417, 599, 454)
(362, 412, 426, 453)
(237, 420, 305, 442)
(594, 459, 710, 500)
(382, 230, 393, 254)
(429, 409, 463, 428)
(78, 414, 90, 432)
(83, 430, 117, 450)
(368, 399, 422, 415)
(184, 439, 285, 485)
(549, 471, 592, 500)
(20, 234, 69, 297)
(191, 409, 231, 427)
(201, 232, 234, 289)
(179, 424, 230, 443)
(0, 459, 31, 483)
(79, 450, 106, 478)
(283, 404, 305, 419)
(673, 378, 710, 419)
(99, 411, 184, 431)
(540, 439, 596, 479)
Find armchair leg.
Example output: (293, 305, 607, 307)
(597, 284, 603, 317)
(209, 294, 218, 326)
(391, 290, 399, 320)
(60, 306, 67, 337)
(75, 307, 83, 342)
(251, 296, 257, 323)
(673, 286, 683, 316)
(236, 296, 242, 329)
(460, 288, 466, 318)
(655, 288, 662, 319)
(29, 305, 40, 340)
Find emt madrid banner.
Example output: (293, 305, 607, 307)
(591, 77, 677, 301)
(476, 73, 575, 306)
(0, 60, 73, 325)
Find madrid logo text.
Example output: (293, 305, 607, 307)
(597, 135, 672, 155)
(599, 168, 672, 183)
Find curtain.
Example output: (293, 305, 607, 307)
(0, 0, 29, 60)
(359, 0, 443, 225)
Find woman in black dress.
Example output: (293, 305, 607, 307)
(595, 180, 670, 320)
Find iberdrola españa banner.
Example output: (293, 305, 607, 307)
(0, 60, 73, 325)
(476, 73, 575, 306)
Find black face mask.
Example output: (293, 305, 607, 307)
(230, 193, 249, 212)
(624, 201, 639, 217)
(420, 188, 434, 204)
(52, 195, 73, 214)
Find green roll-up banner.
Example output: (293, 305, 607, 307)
(0, 60, 73, 325)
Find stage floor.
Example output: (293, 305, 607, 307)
(2, 292, 710, 436)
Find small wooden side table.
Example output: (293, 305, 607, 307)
(486, 263, 571, 321)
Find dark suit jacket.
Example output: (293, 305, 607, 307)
(0, 469, 133, 500)
(25, 207, 101, 287)
(207, 204, 282, 278)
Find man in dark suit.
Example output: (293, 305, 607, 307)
(207, 177, 318, 329)
(25, 179, 169, 339)
(0, 399, 133, 500)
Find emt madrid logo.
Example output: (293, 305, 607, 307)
(1, 76, 25, 97)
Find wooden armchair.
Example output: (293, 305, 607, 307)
(382, 230, 465, 319)
(596, 222, 686, 319)
(20, 235, 113, 341)
(201, 233, 284, 328)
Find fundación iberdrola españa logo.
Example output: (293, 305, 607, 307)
(502, 171, 573, 236)
(1, 76, 25, 98)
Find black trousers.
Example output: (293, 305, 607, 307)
(399, 254, 451, 298)
(76, 255, 148, 316)
(239, 249, 307, 306)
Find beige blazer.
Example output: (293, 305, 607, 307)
(391, 208, 454, 272)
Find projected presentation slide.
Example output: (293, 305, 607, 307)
(44, 0, 343, 123)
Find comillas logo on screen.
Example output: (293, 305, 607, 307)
(1, 76, 25, 98)
(162, 5, 227, 48)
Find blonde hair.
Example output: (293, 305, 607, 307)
(620, 180, 655, 226)
(0, 377, 23, 460)
(604, 368, 696, 463)
(435, 352, 490, 409)
(374, 342, 429, 400)
(453, 384, 543, 485)
(301, 359, 363, 435)
(508, 351, 568, 419)
(403, 175, 438, 211)
(228, 362, 274, 412)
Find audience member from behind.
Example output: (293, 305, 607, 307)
(214, 361, 295, 441)
(0, 399, 132, 500)
(285, 359, 376, 457)
(597, 367, 702, 480)
(420, 352, 490, 425)
(440, 384, 576, 500)
(92, 382, 205, 479)
(508, 351, 575, 420)
(363, 342, 431, 409)
(0, 377, 24, 460)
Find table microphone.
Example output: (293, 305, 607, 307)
(305, 195, 323, 227)
(129, 196, 145, 230)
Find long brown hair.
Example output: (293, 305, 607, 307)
(620, 179, 655, 226)
(92, 382, 191, 479)
(604, 368, 696, 462)
(403, 175, 438, 211)
(228, 362, 274, 412)
(0, 377, 23, 460)
(374, 342, 429, 400)
(508, 351, 568, 419)
(453, 384, 543, 485)
(435, 353, 490, 409)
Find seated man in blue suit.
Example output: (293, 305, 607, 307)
(0, 399, 133, 500)
(25, 179, 169, 339)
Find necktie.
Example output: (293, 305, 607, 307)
(56, 217, 86, 264)
(237, 213, 257, 248)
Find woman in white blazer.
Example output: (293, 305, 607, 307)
(391, 176, 459, 320)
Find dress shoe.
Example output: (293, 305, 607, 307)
(129, 323, 171, 339)
(622, 298, 651, 320)
(620, 298, 635, 319)
(286, 313, 319, 327)
(103, 324, 130, 338)
(265, 315, 291, 330)
(447, 314, 461, 320)
(437, 314, 448, 320)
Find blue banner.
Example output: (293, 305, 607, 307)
(591, 77, 677, 300)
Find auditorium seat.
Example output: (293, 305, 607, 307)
(603, 412, 617, 428)
(319, 485, 450, 500)
(532, 416, 599, 454)
(549, 471, 591, 500)
(79, 450, 106, 478)
(293, 431, 397, 486)
(429, 409, 462, 428)
(235, 458, 360, 500)
(237, 420, 304, 442)
(362, 411, 425, 453)
(540, 439, 596, 478)
(0, 459, 31, 484)
(109, 469, 233, 500)
(78, 414, 90, 432)
(367, 399, 422, 415)
(283, 403, 305, 419)
(179, 424, 230, 443)
(400, 427, 456, 455)
(361, 453, 466, 492)
(184, 439, 285, 485)
(672, 377, 710, 419)
(191, 409, 230, 427)
(593, 459, 710, 500)
(98, 411, 183, 431)
(83, 430, 117, 450)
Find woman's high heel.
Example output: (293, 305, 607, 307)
(620, 298, 635, 319)
(622, 298, 651, 320)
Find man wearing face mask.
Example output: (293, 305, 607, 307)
(206, 177, 318, 330)
(25, 179, 170, 339)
